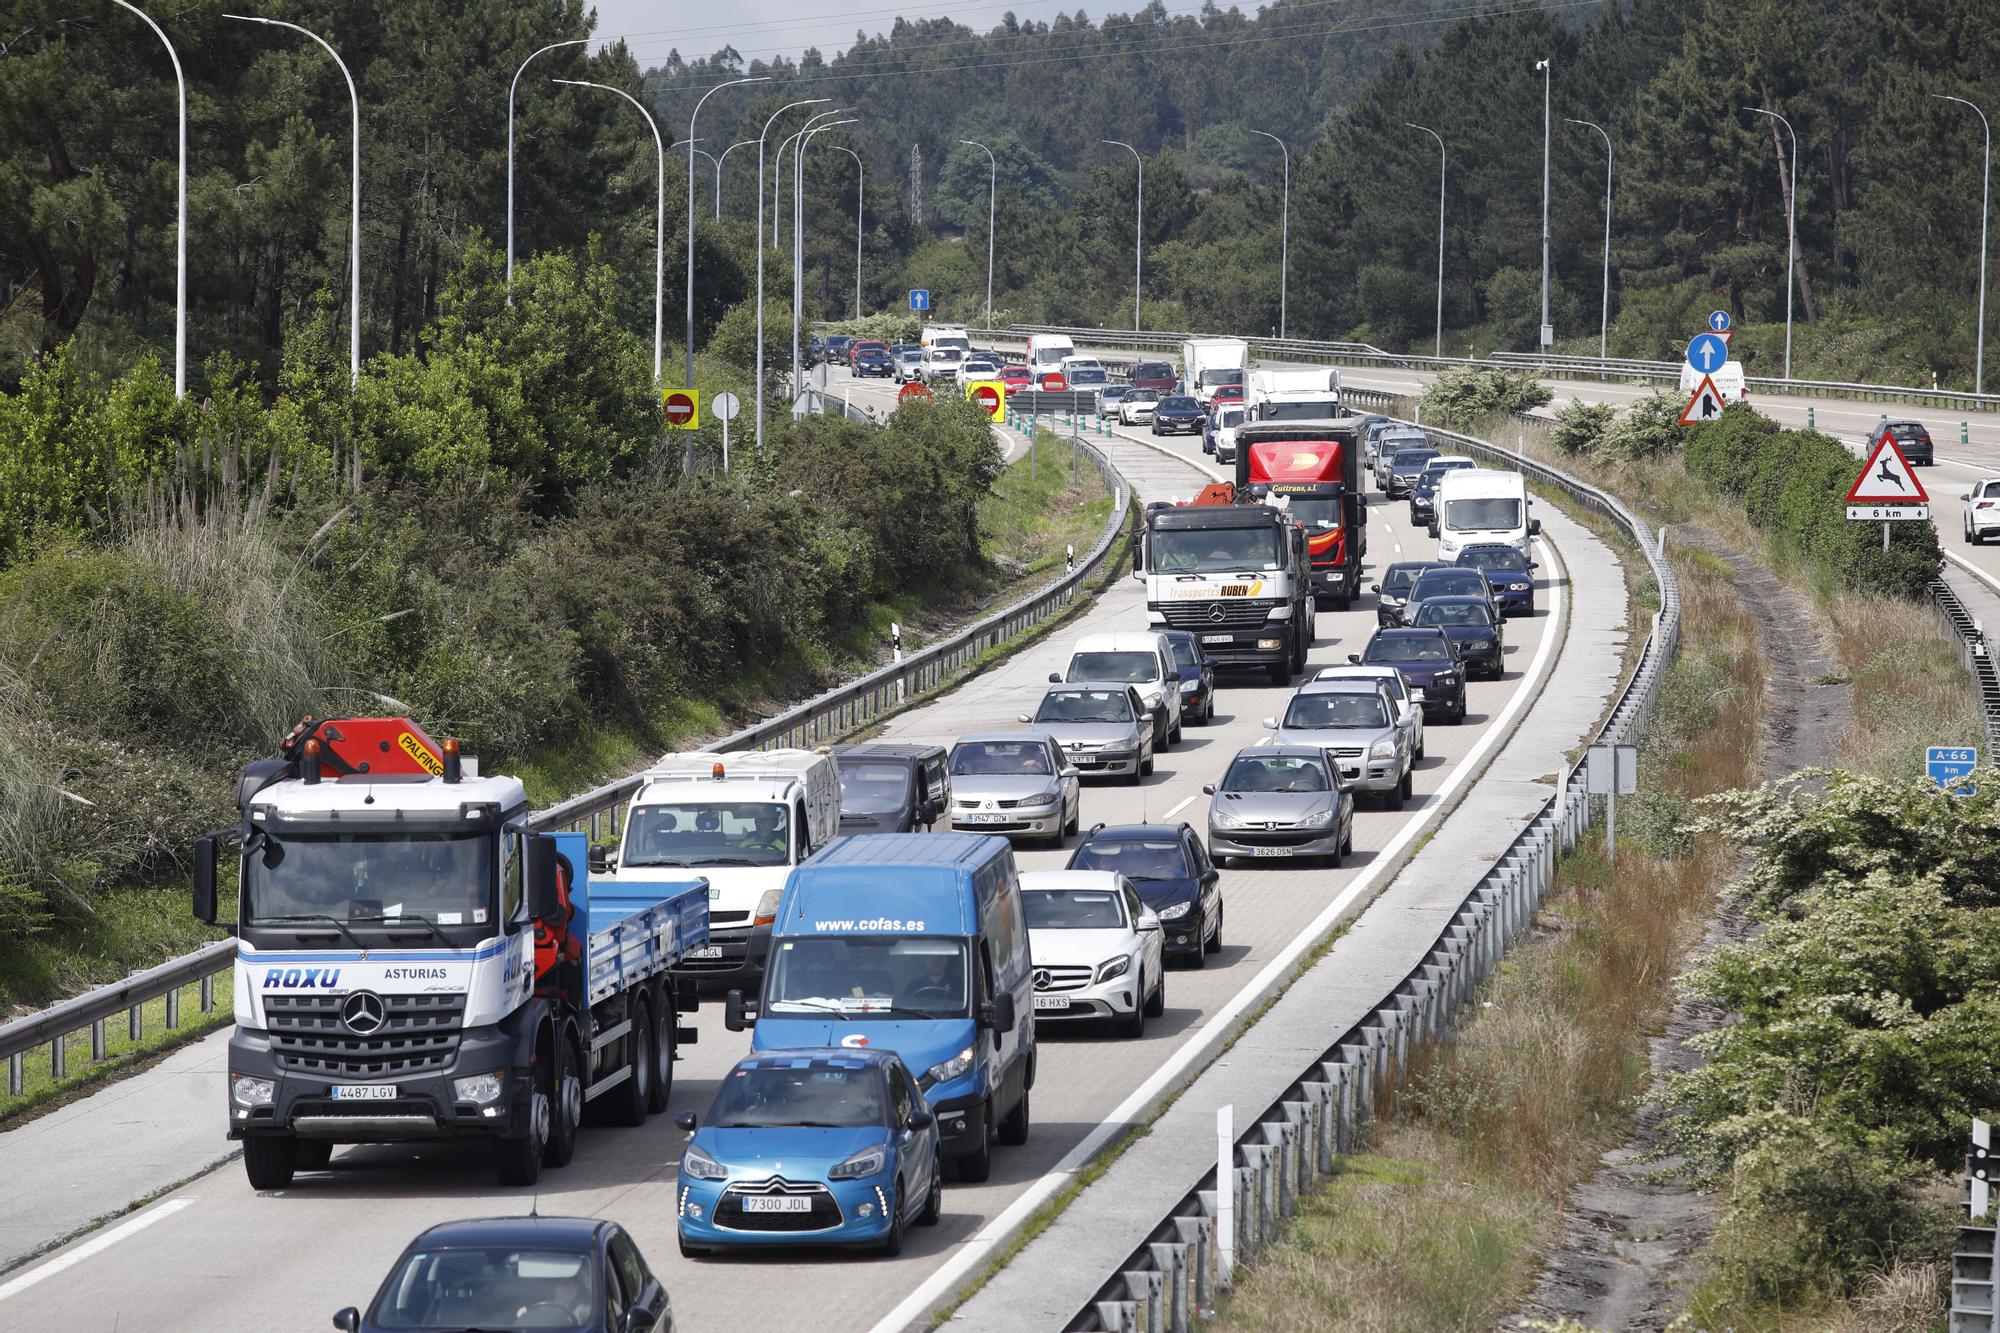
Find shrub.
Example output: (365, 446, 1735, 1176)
(1546, 400, 1613, 456)
(1597, 390, 1685, 461)
(1419, 366, 1553, 430)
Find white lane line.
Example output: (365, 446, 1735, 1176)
(871, 536, 1568, 1333)
(1161, 792, 1198, 822)
(0, 1200, 194, 1303)
(1944, 549, 2000, 596)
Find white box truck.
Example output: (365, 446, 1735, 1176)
(1027, 332, 1075, 372)
(1182, 338, 1250, 405)
(1247, 366, 1343, 421)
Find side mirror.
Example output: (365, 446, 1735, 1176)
(1017, 713, 1034, 724)
(1060, 766, 1080, 780)
(920, 800, 942, 823)
(622, 1312, 651, 1333)
(1261, 717, 1278, 729)
(724, 989, 755, 1031)
(1165, 670, 1181, 684)
(1201, 783, 1216, 795)
(1529, 518, 1542, 535)
(588, 843, 612, 875)
(1369, 583, 1381, 594)
(193, 835, 218, 925)
(1398, 704, 1413, 722)
(980, 991, 1017, 1033)
(907, 1108, 936, 1132)
(526, 835, 561, 927)
(1346, 653, 1362, 665)
(1048, 672, 1063, 684)
(1137, 911, 1162, 932)
(674, 1110, 698, 1133)
(332, 1310, 360, 1333)
(1962, 493, 1972, 502)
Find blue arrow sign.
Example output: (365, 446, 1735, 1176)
(1927, 745, 1978, 795)
(909, 289, 930, 311)
(1708, 309, 1732, 333)
(1686, 331, 1729, 373)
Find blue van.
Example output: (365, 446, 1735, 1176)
(725, 834, 1035, 1182)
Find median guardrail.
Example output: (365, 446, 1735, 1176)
(1926, 577, 2000, 762)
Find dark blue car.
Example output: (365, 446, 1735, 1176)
(1150, 395, 1207, 436)
(1161, 630, 1218, 725)
(854, 347, 895, 378)
(1067, 823, 1222, 963)
(1351, 627, 1467, 724)
(1407, 595, 1505, 679)
(1456, 543, 1537, 616)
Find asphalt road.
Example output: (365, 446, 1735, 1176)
(0, 366, 1576, 1333)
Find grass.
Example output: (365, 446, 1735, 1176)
(1824, 590, 1985, 780)
(979, 429, 1116, 581)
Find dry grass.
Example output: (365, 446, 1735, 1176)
(1825, 590, 1985, 779)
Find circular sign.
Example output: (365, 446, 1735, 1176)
(1039, 371, 1067, 392)
(1684, 332, 1729, 374)
(712, 390, 740, 422)
(972, 384, 1003, 416)
(899, 381, 934, 404)
(839, 1033, 871, 1048)
(1707, 309, 1732, 333)
(663, 391, 697, 426)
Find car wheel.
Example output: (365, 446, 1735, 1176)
(1381, 779, 1405, 812)
(1452, 700, 1468, 725)
(1114, 980, 1147, 1038)
(880, 1182, 908, 1257)
(1205, 904, 1223, 954)
(244, 1137, 299, 1190)
(1169, 713, 1183, 744)
(918, 1156, 944, 1226)
(998, 1086, 1030, 1146)
(1399, 768, 1414, 803)
(1144, 971, 1166, 1018)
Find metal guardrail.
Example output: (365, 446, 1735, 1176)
(1, 426, 1132, 1104)
(1926, 578, 2000, 761)
(1063, 411, 1683, 1332)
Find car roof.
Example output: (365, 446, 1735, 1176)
(1414, 594, 1490, 606)
(1384, 560, 1441, 575)
(1236, 743, 1331, 763)
(1080, 822, 1192, 842)
(1072, 631, 1167, 652)
(412, 1216, 606, 1250)
(955, 730, 1055, 746)
(1296, 678, 1387, 695)
(831, 742, 946, 761)
(734, 1047, 900, 1073)
(1374, 626, 1451, 641)
(1020, 868, 1126, 893)
(1414, 566, 1485, 579)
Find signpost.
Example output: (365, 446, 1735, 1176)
(1926, 745, 1978, 795)
(1584, 742, 1638, 864)
(712, 390, 739, 471)
(1845, 431, 1929, 548)
(966, 380, 1005, 422)
(662, 389, 700, 430)
(1707, 309, 1732, 333)
(909, 288, 930, 311)
(1678, 374, 1726, 424)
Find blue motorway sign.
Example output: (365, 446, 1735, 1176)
(1707, 309, 1732, 333)
(1685, 331, 1729, 374)
(1926, 745, 1978, 794)
(909, 288, 930, 311)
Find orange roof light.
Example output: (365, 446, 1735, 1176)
(712, 762, 726, 780)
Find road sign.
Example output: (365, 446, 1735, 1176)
(1039, 371, 1067, 393)
(898, 381, 933, 405)
(1678, 374, 1726, 424)
(1846, 432, 1929, 504)
(1927, 745, 1978, 794)
(1707, 309, 1732, 333)
(662, 389, 700, 430)
(1585, 743, 1637, 796)
(966, 380, 1005, 421)
(1685, 331, 1729, 374)
(909, 289, 930, 311)
(711, 390, 740, 422)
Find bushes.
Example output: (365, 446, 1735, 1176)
(1417, 365, 1552, 430)
(1547, 400, 1614, 456)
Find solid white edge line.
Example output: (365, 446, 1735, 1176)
(0, 1199, 194, 1304)
(869, 534, 1568, 1333)
(1944, 548, 2000, 597)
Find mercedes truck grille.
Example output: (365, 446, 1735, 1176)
(264, 993, 464, 1079)
(1159, 601, 1275, 630)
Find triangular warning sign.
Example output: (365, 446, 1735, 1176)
(1846, 431, 1929, 504)
(1678, 374, 1727, 424)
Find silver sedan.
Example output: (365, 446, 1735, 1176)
(1020, 684, 1155, 783)
(947, 732, 1082, 847)
(1263, 681, 1413, 808)
(1204, 745, 1354, 868)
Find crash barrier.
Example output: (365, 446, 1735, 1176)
(1927, 577, 2000, 764)
(3, 433, 1133, 1102)
(1061, 415, 1683, 1332)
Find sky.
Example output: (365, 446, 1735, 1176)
(586, 0, 1078, 68)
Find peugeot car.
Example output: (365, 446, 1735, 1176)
(1204, 745, 1354, 867)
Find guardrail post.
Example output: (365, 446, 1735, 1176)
(1119, 1269, 1164, 1331)
(50, 1034, 64, 1081)
(8, 1052, 21, 1097)
(1091, 1299, 1138, 1333)
(1176, 1213, 1216, 1314)
(128, 1002, 142, 1042)
(1147, 1240, 1191, 1333)
(200, 973, 215, 1014)
(90, 1019, 105, 1062)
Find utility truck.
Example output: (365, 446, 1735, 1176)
(1247, 366, 1343, 422)
(196, 717, 708, 1190)
(1235, 418, 1366, 610)
(1182, 338, 1250, 406)
(1027, 332, 1076, 372)
(1137, 486, 1315, 685)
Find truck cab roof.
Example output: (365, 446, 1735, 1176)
(248, 771, 527, 822)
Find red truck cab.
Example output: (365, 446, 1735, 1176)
(1233, 422, 1365, 610)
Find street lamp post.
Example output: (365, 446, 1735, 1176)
(111, 1, 187, 397)
(1536, 57, 1553, 351)
(685, 76, 766, 391)
(226, 13, 360, 383)
(1102, 139, 1143, 330)
(1566, 118, 1613, 360)
(555, 79, 665, 384)
(716, 139, 756, 220)
(754, 98, 830, 451)
(829, 145, 864, 319)
(960, 140, 997, 329)
(505, 39, 584, 303)
(672, 138, 718, 212)
(1248, 130, 1290, 339)
(1742, 106, 1798, 379)
(794, 119, 857, 396)
(1935, 94, 1991, 395)
(1406, 123, 1446, 358)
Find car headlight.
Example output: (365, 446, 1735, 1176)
(1299, 807, 1335, 828)
(1095, 955, 1132, 984)
(682, 1144, 728, 1181)
(452, 1073, 504, 1105)
(1469, 638, 1492, 649)
(1509, 581, 1529, 591)
(1435, 671, 1458, 683)
(1370, 739, 1397, 760)
(828, 1144, 889, 1180)
(925, 1045, 975, 1086)
(231, 1074, 275, 1108)
(1019, 791, 1058, 808)
(1211, 807, 1247, 830)
(1155, 901, 1191, 921)
(754, 888, 782, 927)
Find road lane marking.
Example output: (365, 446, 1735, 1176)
(0, 1200, 194, 1304)
(1161, 793, 1198, 821)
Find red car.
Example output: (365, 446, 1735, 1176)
(1210, 384, 1246, 407)
(847, 339, 887, 367)
(999, 365, 1033, 390)
(1129, 360, 1179, 394)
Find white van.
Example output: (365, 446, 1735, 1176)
(1434, 469, 1538, 561)
(1028, 333, 1076, 371)
(1056, 630, 1184, 748)
(1678, 358, 1747, 404)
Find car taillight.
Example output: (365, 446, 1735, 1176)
(1979, 501, 1996, 510)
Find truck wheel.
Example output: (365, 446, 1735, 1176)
(998, 1086, 1031, 1146)
(606, 997, 653, 1128)
(1268, 659, 1290, 687)
(543, 1035, 583, 1168)
(294, 1140, 333, 1172)
(647, 994, 675, 1115)
(498, 1052, 552, 1186)
(243, 1136, 298, 1191)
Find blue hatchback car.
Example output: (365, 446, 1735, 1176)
(675, 1048, 943, 1257)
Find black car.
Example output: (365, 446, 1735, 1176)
(1161, 629, 1218, 725)
(1456, 543, 1537, 616)
(1404, 565, 1499, 624)
(1151, 395, 1207, 436)
(1067, 823, 1222, 964)
(830, 742, 952, 832)
(1409, 460, 1476, 526)
(1879, 419, 1934, 466)
(1383, 446, 1441, 498)
(1408, 595, 1504, 678)
(1351, 627, 1467, 723)
(820, 334, 854, 365)
(336, 1216, 673, 1333)
(854, 346, 895, 378)
(1373, 560, 1442, 628)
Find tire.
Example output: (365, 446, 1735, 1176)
(1144, 972, 1166, 1018)
(1064, 798, 1080, 838)
(955, 1116, 993, 1183)
(498, 1044, 552, 1186)
(543, 1034, 582, 1169)
(293, 1139, 333, 1172)
(1114, 979, 1147, 1038)
(1141, 753, 1155, 777)
(647, 990, 675, 1115)
(1169, 713, 1183, 744)
(677, 1231, 708, 1260)
(1204, 904, 1223, 954)
(1327, 838, 1344, 870)
(1341, 822, 1354, 857)
(1415, 734, 1426, 760)
(244, 1136, 298, 1190)
(605, 997, 653, 1127)
(1382, 780, 1405, 812)
(1126, 766, 1142, 786)
(1452, 701, 1467, 725)
(918, 1157, 943, 1225)
(880, 1182, 907, 1257)
(1268, 659, 1290, 687)
(1400, 768, 1414, 802)
(998, 1086, 1030, 1146)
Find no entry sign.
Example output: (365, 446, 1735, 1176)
(662, 389, 700, 430)
(899, 381, 934, 405)
(1039, 371, 1067, 392)
(966, 381, 1005, 421)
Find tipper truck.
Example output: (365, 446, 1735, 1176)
(196, 716, 708, 1190)
(1182, 338, 1250, 406)
(1235, 418, 1367, 609)
(1137, 488, 1316, 685)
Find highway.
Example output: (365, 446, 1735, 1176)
(0, 366, 1577, 1332)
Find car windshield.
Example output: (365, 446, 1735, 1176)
(1167, 639, 1201, 671)
(1381, 566, 1425, 594)
(1416, 602, 1495, 628)
(370, 1246, 596, 1331)
(952, 741, 1052, 776)
(242, 831, 491, 929)
(1391, 449, 1439, 470)
(1368, 635, 1451, 664)
(1035, 690, 1133, 724)
(1459, 548, 1527, 572)
(1071, 839, 1192, 879)
(837, 762, 912, 816)
(622, 801, 791, 868)
(1223, 755, 1331, 792)
(1067, 650, 1158, 683)
(1023, 889, 1127, 929)
(1070, 368, 1108, 385)
(1102, 386, 1128, 400)
(1150, 526, 1285, 572)
(1415, 574, 1485, 599)
(1378, 433, 1426, 450)
(707, 1064, 887, 1129)
(1217, 409, 1246, 428)
(1283, 693, 1390, 729)
(1135, 362, 1173, 378)
(765, 936, 970, 1016)
(1128, 390, 1160, 403)
(1160, 397, 1200, 412)
(1444, 497, 1523, 530)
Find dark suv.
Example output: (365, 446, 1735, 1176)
(1879, 420, 1934, 466)
(1130, 361, 1178, 393)
(853, 345, 895, 378)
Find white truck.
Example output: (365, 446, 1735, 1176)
(195, 716, 709, 1191)
(922, 323, 973, 355)
(1434, 468, 1538, 561)
(1182, 337, 1251, 406)
(1247, 366, 1343, 422)
(1028, 332, 1076, 372)
(597, 749, 840, 988)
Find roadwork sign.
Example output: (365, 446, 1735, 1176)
(662, 389, 700, 429)
(1678, 375, 1726, 423)
(966, 380, 1005, 421)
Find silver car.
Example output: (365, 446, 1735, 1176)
(1020, 684, 1155, 783)
(1204, 745, 1354, 868)
(1262, 680, 1413, 808)
(948, 732, 1082, 847)
(1315, 664, 1425, 760)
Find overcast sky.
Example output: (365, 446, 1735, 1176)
(587, 0, 1078, 68)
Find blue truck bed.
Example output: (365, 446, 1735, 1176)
(551, 831, 710, 1008)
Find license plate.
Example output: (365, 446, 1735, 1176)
(1071, 755, 1100, 767)
(1033, 996, 1071, 1011)
(741, 1196, 816, 1214)
(1202, 633, 1232, 644)
(1250, 846, 1292, 858)
(331, 1084, 395, 1101)
(687, 945, 724, 960)
(968, 813, 1008, 825)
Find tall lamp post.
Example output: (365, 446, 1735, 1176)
(794, 118, 857, 395)
(716, 138, 756, 220)
(112, 1, 187, 397)
(755, 98, 830, 450)
(960, 140, 997, 329)
(555, 79, 665, 383)
(1247, 130, 1290, 339)
(505, 38, 584, 303)
(672, 138, 718, 212)
(829, 144, 865, 319)
(685, 76, 766, 391)
(226, 13, 360, 383)
(1742, 106, 1798, 380)
(1935, 94, 1991, 395)
(1535, 57, 1553, 351)
(1566, 117, 1613, 360)
(1102, 139, 1143, 330)
(1407, 123, 1446, 358)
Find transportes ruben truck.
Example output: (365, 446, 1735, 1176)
(1234, 418, 1367, 610)
(1136, 484, 1315, 685)
(195, 717, 709, 1190)
(1181, 338, 1250, 405)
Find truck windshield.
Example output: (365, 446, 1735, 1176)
(1066, 651, 1158, 683)
(837, 763, 911, 816)
(623, 802, 791, 868)
(708, 1065, 887, 1128)
(1444, 497, 1523, 530)
(1280, 497, 1341, 529)
(1150, 526, 1285, 573)
(766, 937, 970, 1017)
(244, 831, 492, 928)
(1259, 400, 1339, 421)
(1200, 369, 1245, 389)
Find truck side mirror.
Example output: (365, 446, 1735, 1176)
(724, 989, 756, 1031)
(525, 835, 561, 926)
(193, 835, 218, 925)
(981, 991, 1017, 1034)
